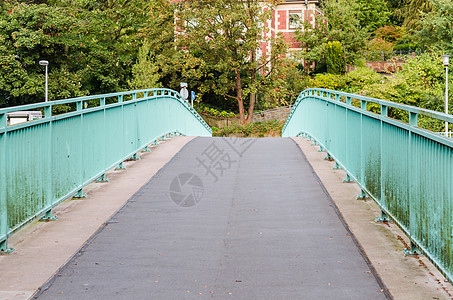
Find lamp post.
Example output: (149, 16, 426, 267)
(305, 0, 308, 26)
(39, 60, 49, 102)
(441, 55, 450, 136)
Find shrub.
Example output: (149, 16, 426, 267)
(310, 73, 345, 90)
(343, 67, 384, 93)
(325, 41, 345, 75)
(213, 120, 284, 137)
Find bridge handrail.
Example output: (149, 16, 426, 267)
(283, 88, 453, 134)
(0, 88, 211, 133)
(0, 88, 211, 253)
(282, 87, 453, 284)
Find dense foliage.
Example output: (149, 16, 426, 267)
(325, 41, 345, 75)
(0, 0, 452, 131)
(212, 120, 284, 137)
(295, 0, 369, 70)
(0, 0, 160, 107)
(174, 0, 290, 124)
(309, 53, 452, 131)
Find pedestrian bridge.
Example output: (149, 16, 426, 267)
(0, 88, 452, 299)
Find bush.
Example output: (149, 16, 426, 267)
(310, 73, 345, 90)
(325, 41, 345, 74)
(194, 103, 236, 118)
(213, 120, 284, 137)
(359, 52, 452, 131)
(343, 67, 384, 93)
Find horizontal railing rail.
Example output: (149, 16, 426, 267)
(282, 88, 453, 283)
(0, 88, 211, 252)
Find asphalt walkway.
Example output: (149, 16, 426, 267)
(36, 137, 388, 299)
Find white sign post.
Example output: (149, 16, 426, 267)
(191, 91, 196, 107)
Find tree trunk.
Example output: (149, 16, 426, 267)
(245, 66, 256, 124)
(245, 92, 255, 124)
(235, 68, 246, 124)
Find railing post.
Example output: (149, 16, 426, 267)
(361, 100, 367, 111)
(0, 112, 12, 253)
(335, 94, 340, 101)
(409, 112, 418, 127)
(380, 104, 387, 210)
(381, 105, 388, 117)
(0, 112, 6, 129)
(346, 97, 352, 106)
(101, 97, 107, 181)
(407, 111, 418, 255)
(360, 101, 366, 187)
(40, 104, 58, 220)
(73, 101, 87, 199)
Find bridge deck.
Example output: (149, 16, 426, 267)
(37, 137, 387, 299)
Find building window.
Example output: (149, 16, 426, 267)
(289, 12, 301, 29)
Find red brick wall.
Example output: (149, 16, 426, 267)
(277, 10, 286, 30)
(282, 32, 301, 49)
(272, 10, 276, 29)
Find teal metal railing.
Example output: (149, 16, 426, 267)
(283, 88, 453, 283)
(0, 88, 211, 252)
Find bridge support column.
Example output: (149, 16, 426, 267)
(404, 241, 420, 256)
(375, 210, 391, 223)
(343, 174, 353, 183)
(73, 188, 87, 199)
(130, 153, 141, 161)
(96, 173, 109, 183)
(356, 189, 369, 200)
(142, 145, 152, 152)
(115, 162, 126, 170)
(0, 240, 14, 254)
(39, 209, 58, 221)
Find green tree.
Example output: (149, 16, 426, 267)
(325, 41, 345, 74)
(295, 0, 369, 71)
(175, 0, 288, 124)
(128, 40, 161, 90)
(356, 0, 391, 32)
(401, 0, 432, 30)
(360, 52, 449, 130)
(418, 0, 453, 52)
(0, 0, 159, 107)
(0, 3, 85, 106)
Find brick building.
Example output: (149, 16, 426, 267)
(262, 0, 321, 59)
(172, 0, 322, 60)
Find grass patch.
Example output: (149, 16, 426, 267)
(212, 120, 284, 137)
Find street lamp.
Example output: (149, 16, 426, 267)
(441, 55, 450, 136)
(305, 0, 308, 27)
(39, 60, 49, 102)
